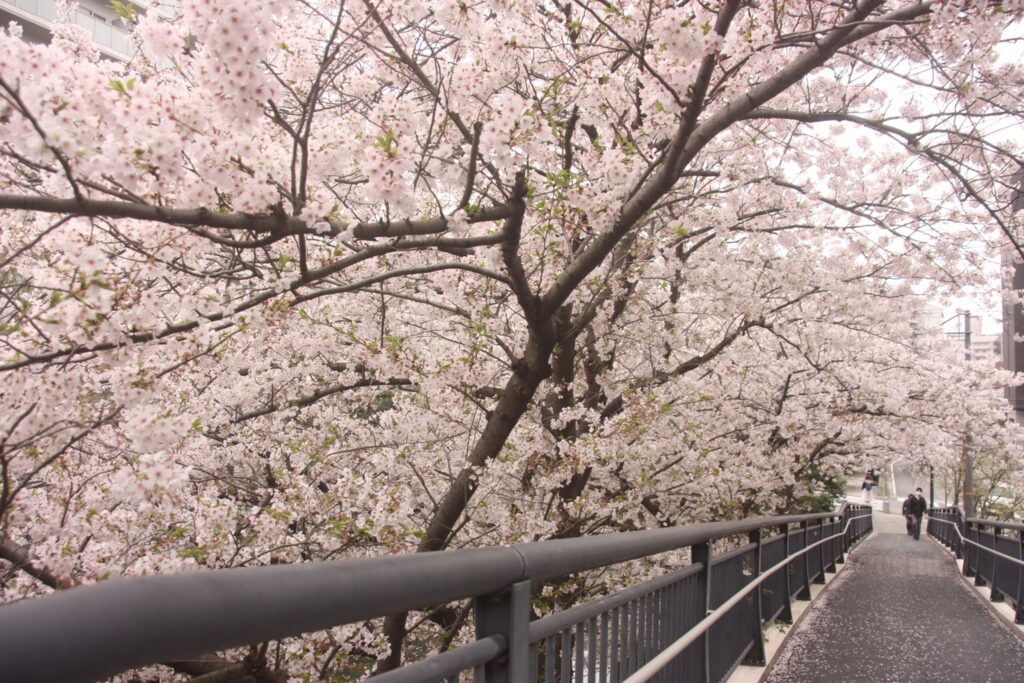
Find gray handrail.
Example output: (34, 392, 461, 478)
(926, 506, 1023, 534)
(371, 635, 508, 683)
(0, 505, 857, 682)
(927, 506, 1024, 624)
(624, 512, 861, 682)
(966, 517, 1024, 533)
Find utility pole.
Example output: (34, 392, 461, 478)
(929, 464, 935, 509)
(963, 311, 975, 518)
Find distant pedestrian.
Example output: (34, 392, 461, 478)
(902, 487, 928, 539)
(870, 467, 881, 485)
(861, 475, 874, 503)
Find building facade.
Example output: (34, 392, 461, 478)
(0, 0, 134, 58)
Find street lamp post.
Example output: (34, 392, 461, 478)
(944, 310, 976, 517)
(929, 464, 935, 508)
(963, 311, 975, 517)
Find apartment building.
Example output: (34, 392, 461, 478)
(1, 0, 134, 58)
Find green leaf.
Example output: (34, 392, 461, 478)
(110, 0, 137, 21)
(108, 79, 130, 97)
(374, 128, 396, 155)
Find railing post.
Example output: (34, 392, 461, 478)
(833, 514, 844, 566)
(691, 541, 712, 683)
(797, 521, 812, 599)
(1016, 530, 1024, 625)
(743, 529, 766, 666)
(964, 519, 976, 578)
(990, 527, 1004, 601)
(816, 518, 827, 580)
(955, 510, 964, 559)
(974, 523, 989, 588)
(474, 580, 531, 682)
(780, 523, 794, 623)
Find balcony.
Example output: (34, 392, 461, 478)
(0, 0, 131, 58)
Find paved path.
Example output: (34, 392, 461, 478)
(764, 512, 1024, 683)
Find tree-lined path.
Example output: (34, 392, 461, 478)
(3, 1, 1024, 678)
(764, 513, 1024, 683)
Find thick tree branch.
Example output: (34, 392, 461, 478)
(0, 534, 70, 589)
(0, 193, 518, 241)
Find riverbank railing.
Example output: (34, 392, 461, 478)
(0, 504, 873, 683)
(927, 506, 1024, 624)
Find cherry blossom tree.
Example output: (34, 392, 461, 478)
(1, 0, 1023, 679)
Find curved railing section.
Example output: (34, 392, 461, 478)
(927, 507, 1024, 625)
(0, 504, 873, 683)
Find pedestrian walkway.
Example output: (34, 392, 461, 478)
(764, 512, 1024, 683)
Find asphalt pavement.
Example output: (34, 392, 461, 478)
(763, 512, 1024, 683)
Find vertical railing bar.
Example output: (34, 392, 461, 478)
(618, 602, 628, 679)
(655, 587, 665, 667)
(610, 606, 620, 683)
(561, 629, 572, 683)
(545, 635, 556, 683)
(674, 578, 684, 682)
(647, 590, 655, 669)
(574, 622, 585, 683)
(622, 601, 631, 679)
(598, 610, 606, 683)
(651, 589, 659, 667)
(588, 615, 598, 683)
(665, 581, 676, 683)
(636, 593, 646, 670)
(648, 588, 657, 671)
(665, 583, 673, 647)
(652, 589, 661, 667)
(628, 597, 639, 675)
(529, 643, 539, 683)
(642, 591, 652, 672)
(635, 594, 643, 675)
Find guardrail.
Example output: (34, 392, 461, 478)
(0, 504, 873, 683)
(927, 507, 1024, 624)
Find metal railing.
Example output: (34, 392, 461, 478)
(927, 507, 1024, 624)
(0, 504, 873, 683)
